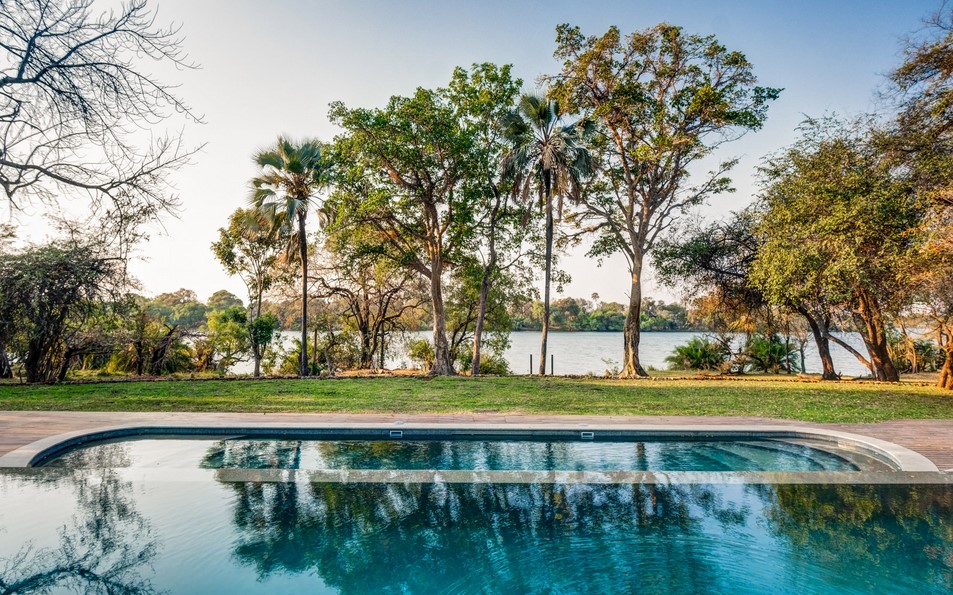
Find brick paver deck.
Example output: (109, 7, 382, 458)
(2, 411, 952, 470)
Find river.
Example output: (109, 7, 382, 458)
(233, 330, 873, 377)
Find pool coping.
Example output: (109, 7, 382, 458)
(0, 421, 939, 472)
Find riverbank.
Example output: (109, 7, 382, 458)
(0, 375, 950, 423)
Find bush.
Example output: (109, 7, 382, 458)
(406, 339, 434, 372)
(744, 334, 801, 373)
(278, 339, 323, 376)
(666, 337, 728, 371)
(457, 348, 511, 375)
(888, 331, 945, 373)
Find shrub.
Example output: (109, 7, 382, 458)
(744, 334, 800, 373)
(406, 339, 434, 372)
(665, 337, 728, 371)
(457, 348, 511, 375)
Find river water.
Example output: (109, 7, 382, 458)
(235, 330, 873, 377)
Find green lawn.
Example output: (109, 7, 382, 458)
(0, 375, 951, 423)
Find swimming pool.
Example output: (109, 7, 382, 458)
(1, 429, 951, 593)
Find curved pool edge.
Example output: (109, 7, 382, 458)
(0, 421, 940, 473)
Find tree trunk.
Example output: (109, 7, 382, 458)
(134, 338, 145, 376)
(0, 348, 11, 379)
(298, 211, 309, 377)
(472, 271, 491, 376)
(620, 256, 648, 378)
(56, 348, 76, 382)
(854, 288, 900, 382)
(380, 333, 386, 369)
(938, 349, 953, 390)
(25, 340, 42, 383)
(313, 322, 320, 373)
(539, 172, 553, 376)
(252, 287, 263, 378)
(472, 224, 499, 376)
(149, 326, 177, 376)
(360, 331, 374, 369)
(430, 259, 455, 376)
(798, 307, 838, 380)
(323, 327, 334, 377)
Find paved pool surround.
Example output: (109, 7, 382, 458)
(0, 419, 939, 474)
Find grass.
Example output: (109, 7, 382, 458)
(0, 374, 951, 423)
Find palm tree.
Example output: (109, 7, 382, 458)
(249, 137, 328, 377)
(502, 94, 592, 375)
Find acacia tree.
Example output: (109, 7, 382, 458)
(755, 119, 923, 382)
(250, 138, 329, 377)
(212, 208, 284, 376)
(501, 94, 592, 376)
(0, 0, 199, 246)
(548, 23, 779, 377)
(329, 82, 478, 376)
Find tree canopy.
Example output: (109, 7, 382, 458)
(0, 0, 199, 249)
(548, 23, 780, 377)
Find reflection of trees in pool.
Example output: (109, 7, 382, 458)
(43, 441, 134, 469)
(0, 461, 159, 594)
(201, 439, 953, 591)
(201, 439, 302, 469)
(201, 438, 677, 471)
(763, 483, 953, 592)
(224, 479, 748, 593)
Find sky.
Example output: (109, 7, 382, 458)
(11, 0, 945, 305)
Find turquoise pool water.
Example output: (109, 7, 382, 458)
(41, 436, 884, 472)
(2, 437, 950, 593)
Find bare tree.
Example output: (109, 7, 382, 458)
(0, 0, 200, 240)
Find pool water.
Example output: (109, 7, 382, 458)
(2, 437, 949, 593)
(0, 466, 952, 594)
(41, 436, 886, 472)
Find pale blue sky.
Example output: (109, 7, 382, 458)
(34, 0, 944, 304)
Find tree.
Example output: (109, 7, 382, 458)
(329, 83, 478, 376)
(889, 5, 953, 389)
(108, 295, 192, 376)
(250, 138, 329, 377)
(0, 237, 125, 382)
(150, 288, 207, 329)
(442, 260, 528, 373)
(203, 306, 249, 374)
(315, 226, 426, 369)
(0, 0, 199, 248)
(918, 258, 953, 389)
(655, 208, 841, 379)
(549, 23, 780, 377)
(211, 208, 285, 376)
(207, 290, 244, 312)
(444, 64, 532, 376)
(892, 5, 953, 149)
(501, 94, 592, 375)
(754, 119, 923, 382)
